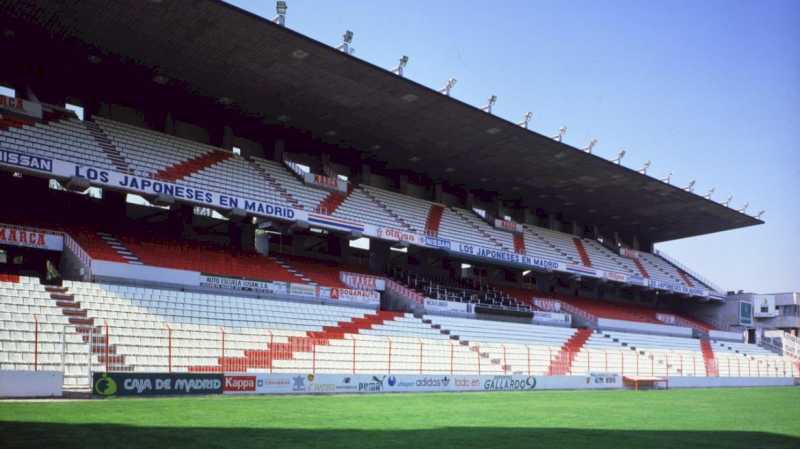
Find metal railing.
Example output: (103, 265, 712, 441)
(654, 249, 726, 293)
(5, 317, 798, 391)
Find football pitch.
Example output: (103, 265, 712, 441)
(1, 387, 798, 449)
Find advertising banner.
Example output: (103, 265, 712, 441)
(340, 272, 386, 291)
(0, 94, 43, 119)
(619, 248, 641, 259)
(373, 227, 419, 245)
(92, 372, 223, 397)
(0, 224, 63, 251)
(493, 219, 524, 234)
(199, 275, 288, 295)
(303, 173, 349, 193)
(222, 373, 622, 395)
(423, 298, 473, 314)
(331, 287, 381, 306)
(0, 149, 304, 224)
(531, 311, 571, 325)
(289, 283, 318, 298)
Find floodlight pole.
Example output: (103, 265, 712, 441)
(518, 112, 533, 128)
(392, 56, 409, 76)
(582, 138, 597, 153)
(481, 95, 497, 113)
(553, 126, 567, 142)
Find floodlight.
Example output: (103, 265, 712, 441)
(392, 55, 409, 76)
(723, 195, 733, 207)
(613, 149, 626, 164)
(755, 210, 765, 220)
(517, 112, 533, 128)
(522, 270, 531, 276)
(274, 1, 287, 25)
(704, 187, 715, 199)
(738, 202, 749, 213)
(639, 160, 651, 174)
(684, 180, 695, 192)
(438, 78, 457, 96)
(552, 126, 567, 142)
(336, 30, 355, 55)
(582, 138, 597, 153)
(481, 95, 497, 113)
(660, 172, 672, 183)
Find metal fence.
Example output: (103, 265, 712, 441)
(8, 318, 798, 386)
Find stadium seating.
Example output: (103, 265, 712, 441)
(424, 314, 578, 375)
(2, 276, 797, 393)
(394, 271, 530, 311)
(0, 276, 95, 390)
(331, 186, 405, 229)
(0, 110, 711, 290)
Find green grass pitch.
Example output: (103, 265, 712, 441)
(1, 387, 798, 449)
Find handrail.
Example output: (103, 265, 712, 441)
(654, 248, 726, 293)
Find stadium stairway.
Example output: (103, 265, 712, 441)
(83, 120, 131, 173)
(189, 310, 403, 372)
(677, 270, 695, 288)
(153, 150, 232, 182)
(97, 232, 143, 265)
(547, 328, 592, 375)
(45, 285, 131, 372)
(632, 258, 651, 279)
(572, 238, 592, 267)
(269, 255, 348, 288)
(449, 208, 508, 250)
(0, 114, 34, 130)
(360, 188, 415, 231)
(700, 338, 719, 376)
(246, 157, 303, 209)
(424, 204, 445, 235)
(418, 317, 510, 373)
(315, 184, 354, 215)
(513, 233, 525, 255)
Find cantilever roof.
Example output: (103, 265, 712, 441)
(0, 0, 763, 242)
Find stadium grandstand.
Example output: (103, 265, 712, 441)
(0, 0, 797, 402)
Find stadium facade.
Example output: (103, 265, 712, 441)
(0, 0, 796, 397)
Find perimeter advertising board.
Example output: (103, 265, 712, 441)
(93, 372, 223, 397)
(222, 373, 622, 395)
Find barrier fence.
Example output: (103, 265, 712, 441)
(8, 317, 799, 385)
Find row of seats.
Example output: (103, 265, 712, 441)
(1, 107, 712, 290)
(2, 276, 797, 391)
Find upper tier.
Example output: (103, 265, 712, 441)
(0, 112, 712, 293)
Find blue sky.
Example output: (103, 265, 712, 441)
(228, 0, 799, 293)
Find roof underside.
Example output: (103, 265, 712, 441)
(0, 0, 763, 242)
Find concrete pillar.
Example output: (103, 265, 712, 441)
(592, 225, 601, 240)
(369, 239, 391, 274)
(273, 139, 285, 162)
(398, 174, 409, 195)
(465, 192, 475, 210)
(255, 229, 270, 255)
(320, 154, 332, 177)
(523, 209, 537, 226)
(167, 203, 193, 239)
(572, 220, 581, 237)
(433, 183, 444, 203)
(222, 125, 234, 150)
(493, 197, 504, 220)
(360, 164, 372, 185)
(548, 213, 560, 232)
(164, 112, 175, 136)
(102, 190, 127, 226)
(632, 235, 640, 251)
